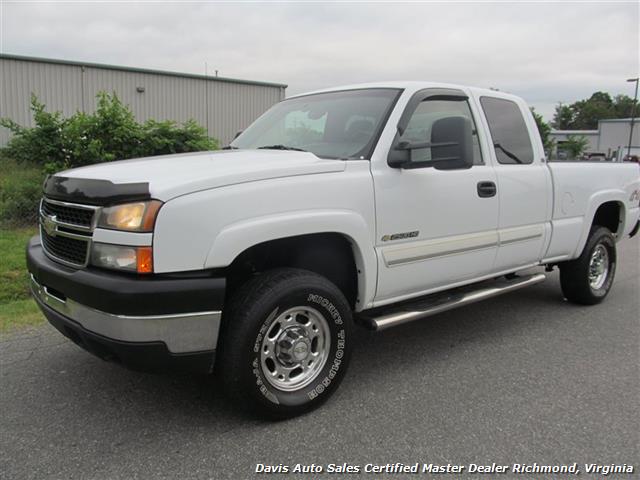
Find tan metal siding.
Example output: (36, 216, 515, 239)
(1, 59, 84, 145)
(1, 57, 285, 146)
(208, 82, 284, 142)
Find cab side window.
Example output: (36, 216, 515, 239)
(480, 97, 534, 165)
(400, 99, 484, 166)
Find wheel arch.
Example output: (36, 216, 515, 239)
(591, 201, 624, 234)
(205, 210, 377, 310)
(574, 193, 626, 257)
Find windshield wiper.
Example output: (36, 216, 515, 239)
(494, 143, 523, 164)
(222, 145, 238, 150)
(257, 144, 307, 152)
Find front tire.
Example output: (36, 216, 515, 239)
(559, 226, 617, 305)
(218, 268, 353, 419)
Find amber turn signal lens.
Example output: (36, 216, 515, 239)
(142, 201, 163, 231)
(136, 246, 153, 274)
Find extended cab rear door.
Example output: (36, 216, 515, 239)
(474, 93, 553, 272)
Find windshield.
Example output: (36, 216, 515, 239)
(230, 88, 401, 159)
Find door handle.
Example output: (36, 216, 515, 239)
(477, 181, 497, 198)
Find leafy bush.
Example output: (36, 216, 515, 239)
(0, 98, 68, 173)
(0, 92, 218, 225)
(1, 92, 219, 173)
(561, 134, 590, 159)
(139, 119, 218, 156)
(0, 158, 45, 227)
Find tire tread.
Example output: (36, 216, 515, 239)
(216, 268, 352, 418)
(559, 226, 616, 305)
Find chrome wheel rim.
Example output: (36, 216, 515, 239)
(260, 306, 331, 392)
(588, 244, 609, 290)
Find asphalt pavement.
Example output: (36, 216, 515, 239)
(1, 240, 638, 480)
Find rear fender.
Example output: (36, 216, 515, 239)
(573, 190, 627, 257)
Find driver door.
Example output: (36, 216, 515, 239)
(372, 89, 499, 304)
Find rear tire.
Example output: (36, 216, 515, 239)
(217, 268, 353, 419)
(559, 226, 616, 305)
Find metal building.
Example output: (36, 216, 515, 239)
(597, 118, 640, 159)
(550, 118, 640, 160)
(549, 130, 600, 158)
(0, 54, 287, 146)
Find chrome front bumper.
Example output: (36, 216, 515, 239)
(30, 274, 222, 354)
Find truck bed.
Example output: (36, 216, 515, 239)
(544, 161, 640, 262)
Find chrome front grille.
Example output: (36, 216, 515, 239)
(41, 199, 95, 228)
(39, 198, 99, 268)
(40, 227, 91, 266)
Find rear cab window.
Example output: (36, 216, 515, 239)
(480, 97, 534, 165)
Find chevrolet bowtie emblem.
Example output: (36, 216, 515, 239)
(42, 215, 57, 236)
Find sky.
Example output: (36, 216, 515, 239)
(1, 1, 638, 121)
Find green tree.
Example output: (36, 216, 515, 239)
(571, 92, 615, 129)
(612, 94, 636, 118)
(562, 134, 590, 159)
(552, 92, 637, 130)
(552, 103, 574, 129)
(530, 107, 554, 155)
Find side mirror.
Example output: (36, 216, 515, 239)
(429, 116, 474, 170)
(387, 116, 474, 170)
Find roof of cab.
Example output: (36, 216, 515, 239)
(288, 81, 522, 102)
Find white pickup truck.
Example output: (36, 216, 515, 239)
(27, 82, 640, 418)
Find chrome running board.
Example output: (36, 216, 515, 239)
(361, 273, 546, 331)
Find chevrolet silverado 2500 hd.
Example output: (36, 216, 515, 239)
(27, 82, 640, 417)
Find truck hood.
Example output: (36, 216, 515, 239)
(51, 150, 346, 202)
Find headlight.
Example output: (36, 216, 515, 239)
(97, 200, 162, 232)
(91, 243, 153, 274)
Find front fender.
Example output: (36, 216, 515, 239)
(205, 209, 378, 310)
